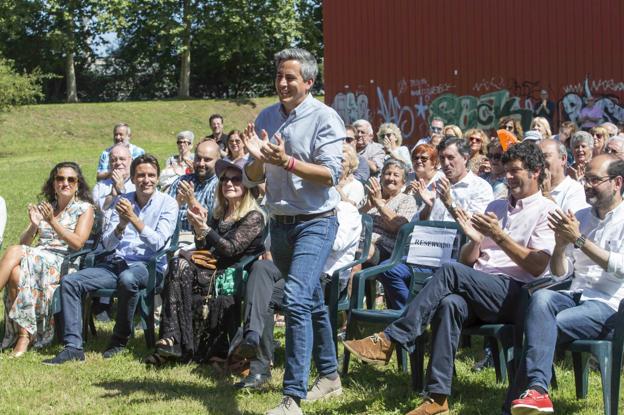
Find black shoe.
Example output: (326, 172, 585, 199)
(472, 347, 494, 372)
(234, 373, 271, 390)
(103, 345, 126, 359)
(43, 347, 85, 365)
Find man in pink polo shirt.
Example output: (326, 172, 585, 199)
(343, 141, 557, 415)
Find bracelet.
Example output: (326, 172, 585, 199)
(195, 226, 211, 240)
(285, 156, 296, 172)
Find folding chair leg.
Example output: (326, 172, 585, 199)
(610, 350, 622, 415)
(572, 352, 590, 399)
(491, 339, 507, 384)
(410, 335, 426, 392)
(342, 349, 351, 375)
(596, 353, 612, 415)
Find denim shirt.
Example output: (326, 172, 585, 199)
(102, 191, 179, 273)
(243, 94, 345, 216)
(168, 173, 218, 232)
(97, 143, 145, 173)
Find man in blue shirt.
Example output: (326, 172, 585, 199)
(44, 155, 179, 365)
(96, 123, 145, 181)
(242, 48, 345, 415)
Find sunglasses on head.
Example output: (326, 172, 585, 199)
(55, 175, 78, 184)
(220, 175, 243, 185)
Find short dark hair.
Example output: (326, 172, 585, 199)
(502, 141, 546, 185)
(437, 136, 471, 161)
(209, 114, 223, 124)
(130, 154, 160, 178)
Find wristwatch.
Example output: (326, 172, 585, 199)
(195, 226, 211, 240)
(574, 234, 587, 249)
(449, 201, 458, 211)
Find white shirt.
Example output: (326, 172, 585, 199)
(562, 202, 624, 311)
(323, 202, 362, 291)
(550, 176, 589, 214)
(475, 192, 558, 284)
(92, 178, 136, 226)
(429, 171, 494, 221)
(340, 179, 366, 208)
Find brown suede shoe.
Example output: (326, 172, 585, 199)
(405, 397, 449, 415)
(342, 332, 395, 364)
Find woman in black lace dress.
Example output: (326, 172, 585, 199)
(150, 159, 273, 363)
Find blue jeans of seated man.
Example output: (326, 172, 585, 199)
(504, 289, 616, 410)
(60, 262, 160, 349)
(270, 216, 338, 399)
(377, 257, 434, 310)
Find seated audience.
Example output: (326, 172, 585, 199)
(415, 117, 445, 148)
(405, 144, 443, 212)
(96, 123, 145, 181)
(499, 116, 524, 141)
(344, 141, 557, 415)
(336, 143, 366, 208)
(590, 125, 608, 157)
(168, 140, 221, 241)
(150, 160, 269, 365)
(44, 155, 178, 364)
(362, 159, 417, 266)
(378, 122, 412, 170)
(345, 124, 370, 182)
(552, 121, 577, 165)
(530, 116, 552, 139)
(464, 128, 489, 174)
(0, 162, 94, 355)
(567, 131, 593, 181)
(506, 155, 624, 414)
(159, 131, 195, 192)
(224, 130, 248, 166)
(443, 124, 463, 139)
(92, 144, 135, 224)
(600, 121, 619, 138)
(578, 96, 603, 130)
(354, 119, 385, 176)
(481, 139, 508, 199)
(539, 138, 589, 213)
(606, 135, 624, 160)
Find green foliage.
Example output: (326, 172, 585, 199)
(0, 57, 44, 111)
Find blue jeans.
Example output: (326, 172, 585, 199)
(377, 257, 434, 310)
(505, 289, 616, 408)
(60, 262, 157, 349)
(270, 216, 338, 399)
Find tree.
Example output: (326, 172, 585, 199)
(0, 56, 44, 112)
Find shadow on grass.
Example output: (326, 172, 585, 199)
(96, 376, 244, 415)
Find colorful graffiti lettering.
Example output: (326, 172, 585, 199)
(561, 94, 624, 125)
(331, 92, 370, 125)
(428, 90, 533, 131)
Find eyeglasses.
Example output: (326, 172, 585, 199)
(505, 125, 515, 132)
(380, 133, 394, 138)
(593, 133, 604, 139)
(606, 146, 623, 155)
(469, 136, 483, 143)
(430, 126, 443, 133)
(177, 140, 191, 145)
(220, 175, 243, 185)
(55, 175, 78, 184)
(412, 155, 430, 162)
(580, 175, 613, 187)
(345, 137, 355, 143)
(487, 153, 503, 160)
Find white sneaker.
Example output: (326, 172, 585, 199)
(305, 375, 343, 402)
(266, 396, 303, 415)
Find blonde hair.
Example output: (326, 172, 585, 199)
(342, 143, 359, 176)
(464, 128, 489, 156)
(213, 171, 266, 223)
(377, 122, 403, 146)
(530, 117, 552, 139)
(443, 124, 463, 138)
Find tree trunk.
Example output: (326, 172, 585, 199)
(65, 51, 78, 103)
(177, 0, 192, 98)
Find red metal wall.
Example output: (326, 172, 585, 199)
(324, 0, 624, 145)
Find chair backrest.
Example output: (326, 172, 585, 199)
(355, 214, 374, 262)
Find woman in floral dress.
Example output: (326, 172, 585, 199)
(0, 161, 94, 356)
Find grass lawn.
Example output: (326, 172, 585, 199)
(0, 99, 618, 414)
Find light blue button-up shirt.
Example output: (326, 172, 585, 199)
(102, 190, 179, 273)
(243, 94, 345, 216)
(167, 173, 218, 232)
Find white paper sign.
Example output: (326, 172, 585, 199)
(407, 225, 458, 267)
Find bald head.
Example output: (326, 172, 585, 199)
(194, 139, 221, 181)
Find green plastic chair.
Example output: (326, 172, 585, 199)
(325, 214, 374, 355)
(342, 220, 462, 385)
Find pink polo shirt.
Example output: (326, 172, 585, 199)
(474, 191, 557, 283)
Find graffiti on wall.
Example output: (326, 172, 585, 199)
(331, 92, 370, 125)
(560, 77, 624, 125)
(428, 90, 534, 131)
